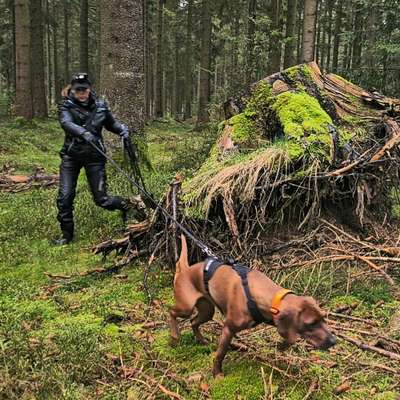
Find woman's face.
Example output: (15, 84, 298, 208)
(74, 87, 91, 102)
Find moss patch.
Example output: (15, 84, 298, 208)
(272, 91, 333, 161)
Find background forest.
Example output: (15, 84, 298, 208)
(0, 0, 399, 124)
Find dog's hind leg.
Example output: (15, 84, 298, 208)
(170, 289, 200, 346)
(191, 297, 215, 344)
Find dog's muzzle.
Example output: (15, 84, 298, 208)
(319, 334, 337, 350)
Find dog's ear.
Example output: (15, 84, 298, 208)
(275, 309, 299, 344)
(301, 297, 323, 325)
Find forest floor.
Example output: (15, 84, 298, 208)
(0, 117, 399, 400)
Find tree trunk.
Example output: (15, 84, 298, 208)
(80, 0, 89, 73)
(154, 0, 165, 118)
(246, 0, 257, 85)
(144, 0, 153, 118)
(269, 0, 282, 73)
(351, 0, 363, 70)
(30, 0, 47, 117)
(301, 0, 318, 62)
(296, 2, 303, 64)
(100, 0, 145, 134)
(63, 0, 69, 83)
(45, 0, 52, 106)
(183, 0, 193, 119)
(52, 0, 61, 102)
(15, 0, 33, 118)
(326, 0, 333, 70)
(332, 0, 343, 72)
(283, 0, 298, 68)
(196, 0, 212, 126)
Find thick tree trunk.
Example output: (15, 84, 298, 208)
(332, 0, 343, 72)
(100, 0, 145, 134)
(15, 0, 33, 118)
(80, 0, 89, 73)
(30, 0, 47, 117)
(196, 0, 212, 126)
(301, 0, 318, 62)
(183, 0, 193, 119)
(283, 0, 298, 68)
(154, 0, 165, 118)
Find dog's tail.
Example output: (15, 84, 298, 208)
(176, 234, 189, 273)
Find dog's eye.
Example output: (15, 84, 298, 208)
(305, 321, 319, 330)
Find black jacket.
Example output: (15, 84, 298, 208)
(58, 92, 126, 157)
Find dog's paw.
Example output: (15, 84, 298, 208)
(195, 336, 209, 345)
(213, 372, 225, 380)
(277, 340, 291, 351)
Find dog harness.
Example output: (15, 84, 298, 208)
(203, 257, 293, 325)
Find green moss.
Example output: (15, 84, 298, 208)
(284, 64, 313, 82)
(210, 361, 266, 400)
(272, 91, 333, 161)
(245, 80, 274, 115)
(227, 113, 259, 146)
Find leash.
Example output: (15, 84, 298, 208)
(87, 139, 217, 258)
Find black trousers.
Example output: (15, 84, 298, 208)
(56, 153, 124, 238)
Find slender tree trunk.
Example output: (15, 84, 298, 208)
(80, 0, 89, 72)
(365, 4, 377, 69)
(196, 0, 212, 126)
(326, 0, 333, 70)
(246, 0, 257, 85)
(296, 2, 303, 64)
(269, 0, 282, 73)
(301, 0, 317, 62)
(45, 0, 52, 106)
(183, 0, 193, 119)
(332, 0, 343, 72)
(351, 0, 363, 70)
(53, 0, 61, 102)
(15, 0, 33, 118)
(30, 0, 47, 117)
(284, 0, 298, 68)
(63, 0, 69, 83)
(100, 0, 145, 134)
(230, 5, 241, 94)
(315, 0, 321, 64)
(144, 0, 152, 118)
(154, 0, 165, 118)
(320, 1, 327, 69)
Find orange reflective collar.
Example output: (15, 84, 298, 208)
(270, 289, 294, 316)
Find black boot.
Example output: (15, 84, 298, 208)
(120, 196, 148, 224)
(51, 231, 73, 246)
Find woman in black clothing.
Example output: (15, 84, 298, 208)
(52, 73, 131, 245)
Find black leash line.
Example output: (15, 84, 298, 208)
(88, 139, 217, 258)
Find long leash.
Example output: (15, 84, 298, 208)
(88, 139, 217, 258)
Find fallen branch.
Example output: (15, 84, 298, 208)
(335, 332, 400, 361)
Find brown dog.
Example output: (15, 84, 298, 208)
(170, 235, 336, 377)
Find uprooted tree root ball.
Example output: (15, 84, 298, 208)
(92, 62, 400, 270)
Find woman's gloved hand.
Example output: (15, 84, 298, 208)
(82, 131, 98, 143)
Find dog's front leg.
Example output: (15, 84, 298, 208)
(213, 325, 234, 378)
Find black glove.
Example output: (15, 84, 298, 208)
(120, 129, 130, 140)
(82, 131, 97, 143)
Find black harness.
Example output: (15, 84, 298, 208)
(203, 257, 272, 325)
